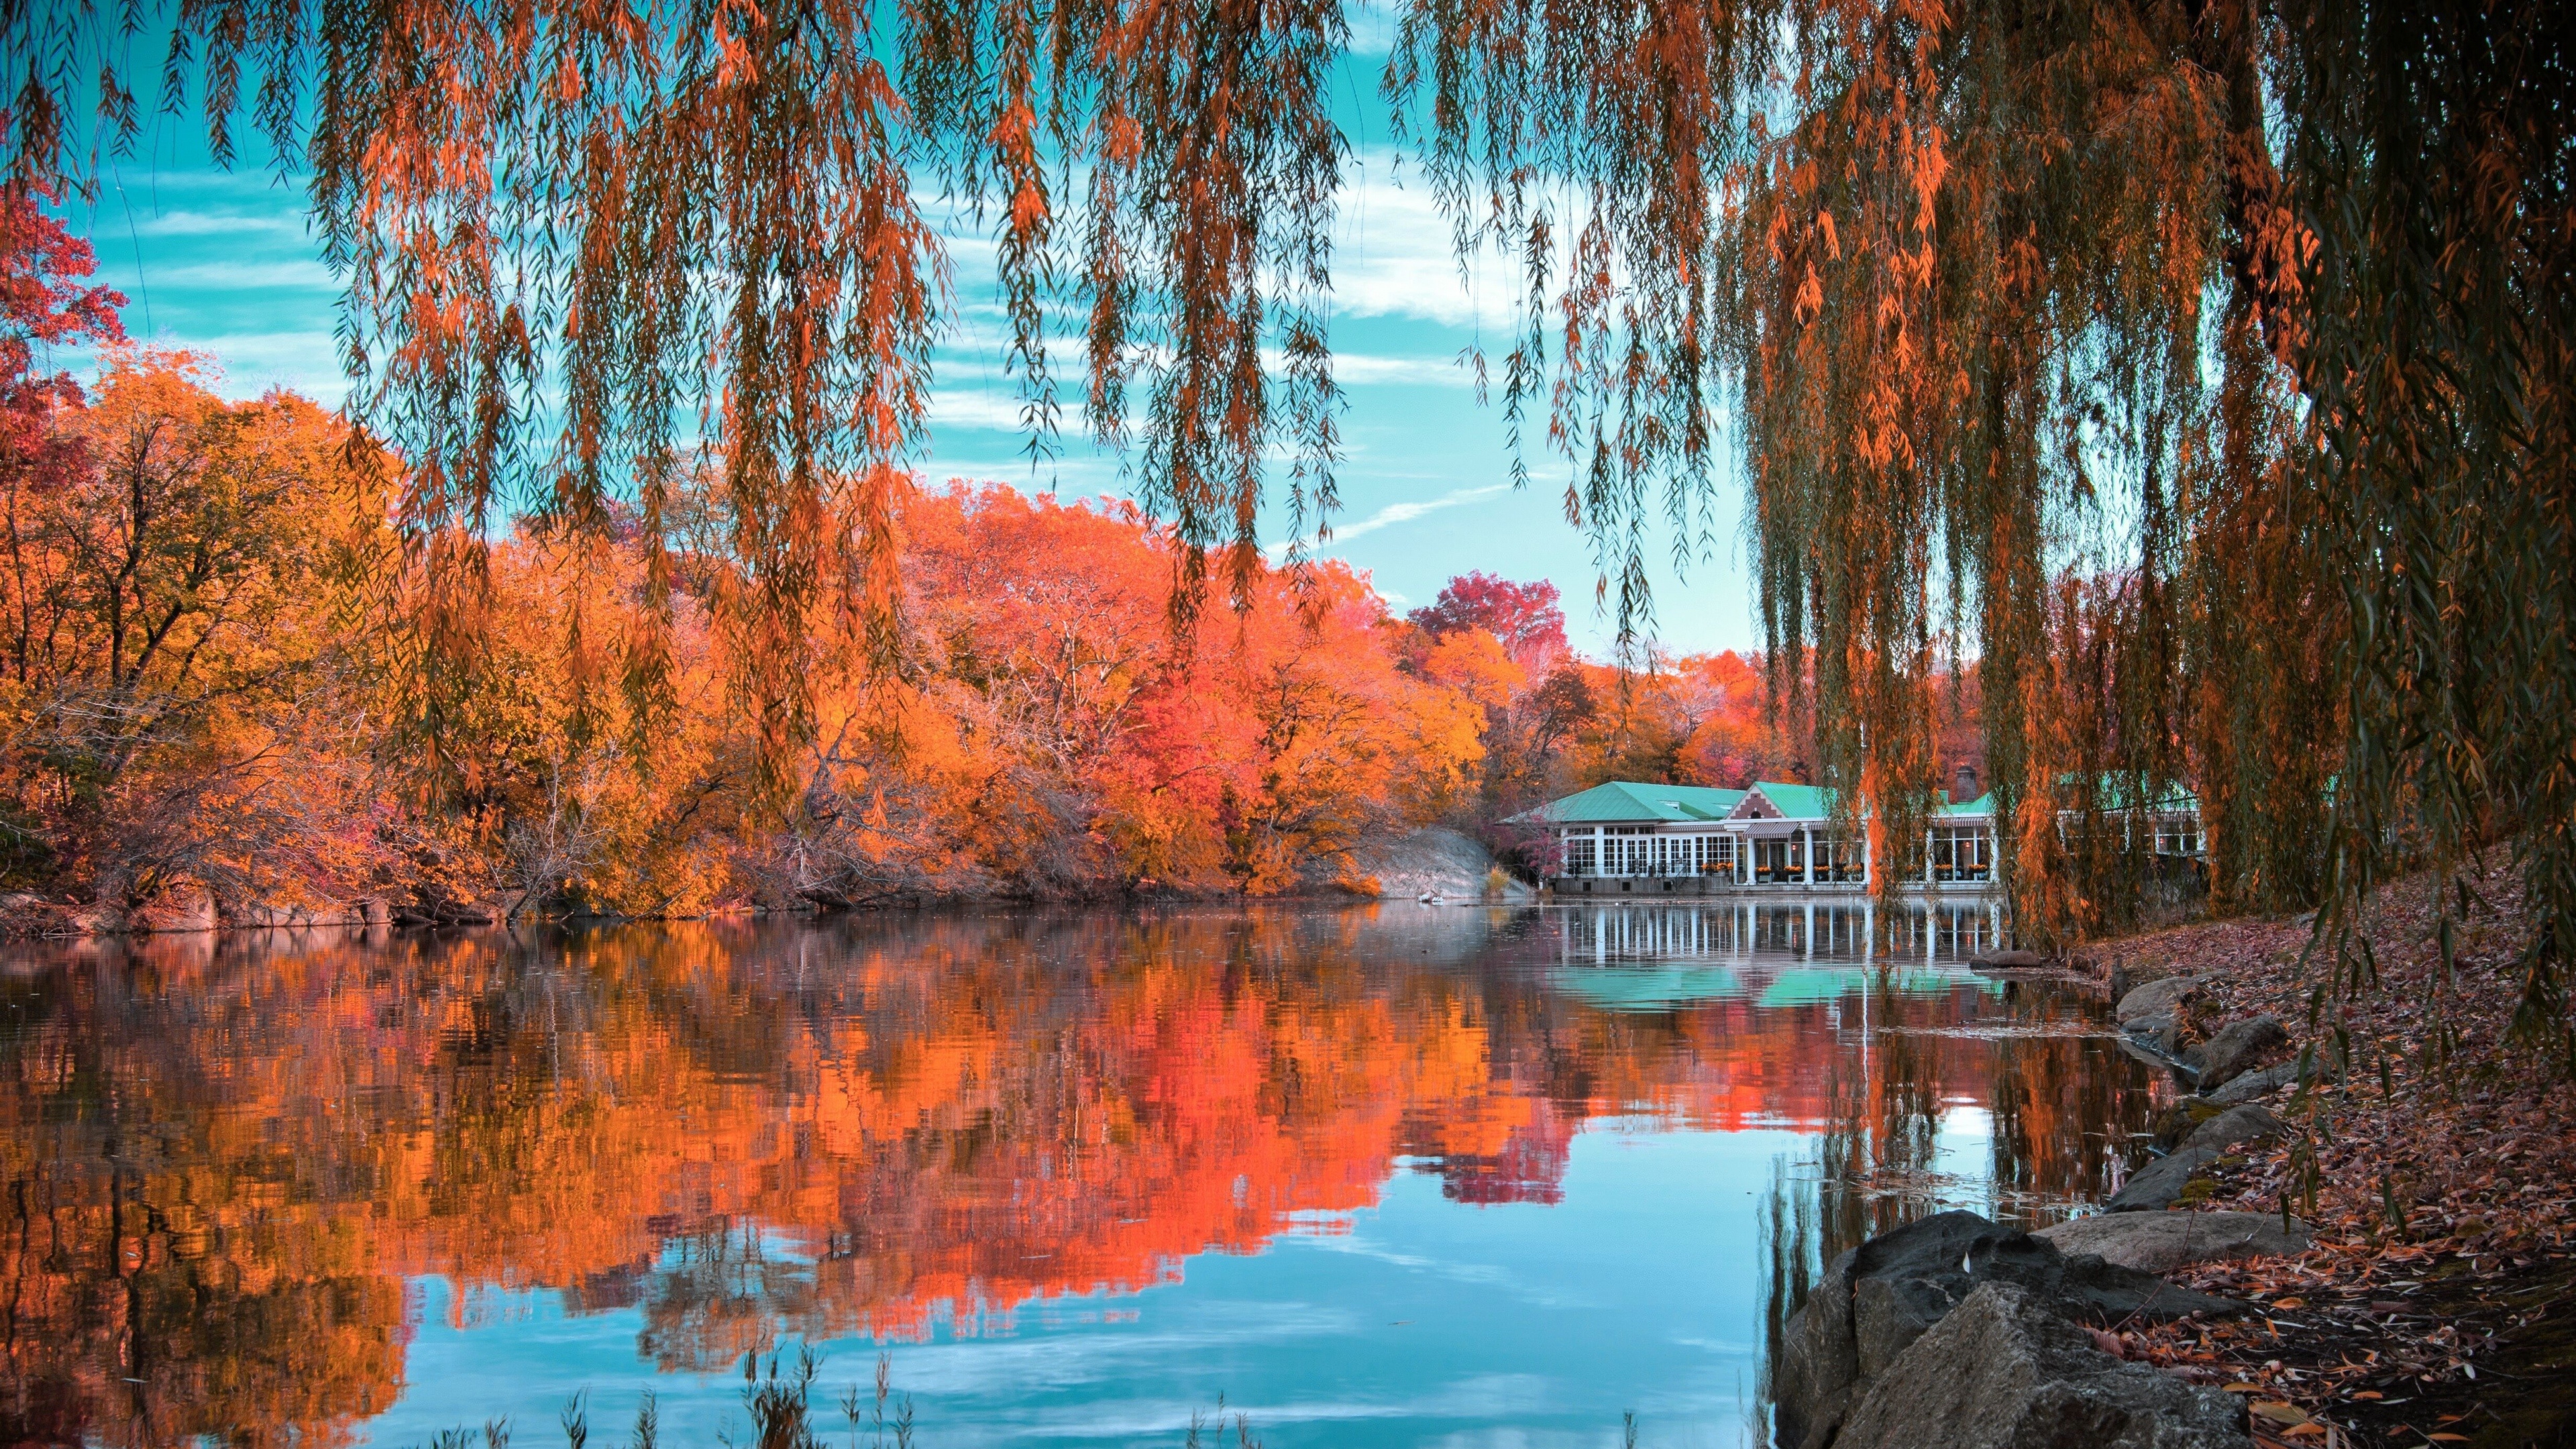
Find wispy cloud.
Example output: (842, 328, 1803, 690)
(1310, 350, 1473, 387)
(928, 386, 1053, 435)
(1267, 481, 1510, 562)
(140, 258, 335, 290)
(1331, 164, 1532, 331)
(121, 207, 311, 241)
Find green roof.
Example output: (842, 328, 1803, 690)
(1519, 779, 2005, 826)
(1748, 782, 1833, 819)
(1514, 781, 1747, 824)
(1746, 782, 1999, 820)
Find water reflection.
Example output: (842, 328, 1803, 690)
(0, 903, 2163, 1446)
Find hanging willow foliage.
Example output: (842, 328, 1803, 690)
(2271, 0, 2575, 1032)
(3, 0, 1346, 798)
(3, 0, 2569, 1022)
(1388, 0, 2571, 1030)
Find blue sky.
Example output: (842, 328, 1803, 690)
(50, 54, 1763, 658)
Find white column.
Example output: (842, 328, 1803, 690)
(1803, 827, 1816, 887)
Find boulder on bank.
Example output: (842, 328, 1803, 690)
(2151, 1100, 2289, 1154)
(2181, 1104, 2286, 1154)
(2037, 1212, 2310, 1275)
(1772, 1210, 2237, 1449)
(133, 883, 218, 932)
(2190, 1016, 2288, 1089)
(2116, 976, 2203, 1054)
(2208, 1059, 2305, 1105)
(2108, 1146, 2227, 1213)
(1344, 827, 1531, 901)
(2108, 1106, 2287, 1212)
(1830, 1282, 2251, 1449)
(2150, 1097, 2226, 1152)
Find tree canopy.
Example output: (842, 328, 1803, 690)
(2, 0, 2567, 1020)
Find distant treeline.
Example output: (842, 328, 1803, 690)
(0, 196, 1850, 928)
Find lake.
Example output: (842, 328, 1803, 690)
(0, 900, 2169, 1448)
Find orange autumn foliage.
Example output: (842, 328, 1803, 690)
(0, 198, 1505, 918)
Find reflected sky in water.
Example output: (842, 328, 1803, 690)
(0, 901, 2169, 1447)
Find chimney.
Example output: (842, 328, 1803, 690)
(1953, 763, 1982, 802)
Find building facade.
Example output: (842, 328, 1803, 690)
(1521, 777, 2203, 896)
(1525, 781, 1994, 896)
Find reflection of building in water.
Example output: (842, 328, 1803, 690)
(1516, 771, 2206, 899)
(1550, 900, 2006, 967)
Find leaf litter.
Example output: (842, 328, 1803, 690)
(2076, 860, 2576, 1448)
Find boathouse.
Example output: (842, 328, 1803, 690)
(1519, 771, 2202, 896)
(1517, 775, 1998, 896)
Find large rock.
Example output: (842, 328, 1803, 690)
(2182, 1104, 2285, 1152)
(2191, 1016, 2288, 1089)
(2108, 1106, 2286, 1212)
(2037, 1212, 2310, 1275)
(2107, 1147, 2225, 1213)
(2149, 1098, 2226, 1152)
(2115, 977, 2203, 1054)
(1344, 826, 1524, 900)
(2208, 1060, 2303, 1105)
(1772, 1211, 2237, 1449)
(1830, 1283, 2253, 1449)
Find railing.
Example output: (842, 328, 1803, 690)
(1559, 861, 1729, 879)
(1555, 843, 2004, 887)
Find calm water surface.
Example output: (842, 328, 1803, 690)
(0, 902, 2172, 1448)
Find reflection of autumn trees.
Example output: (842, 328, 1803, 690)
(1, 910, 2152, 1442)
(0, 965, 408, 1448)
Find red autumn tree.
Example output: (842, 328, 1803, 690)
(1407, 570, 1568, 669)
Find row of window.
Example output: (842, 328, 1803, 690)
(1561, 816, 2202, 879)
(1563, 833, 1737, 877)
(1561, 826, 1998, 881)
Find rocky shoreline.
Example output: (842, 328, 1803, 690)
(1773, 1209, 2257, 1449)
(1802, 867, 2574, 1448)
